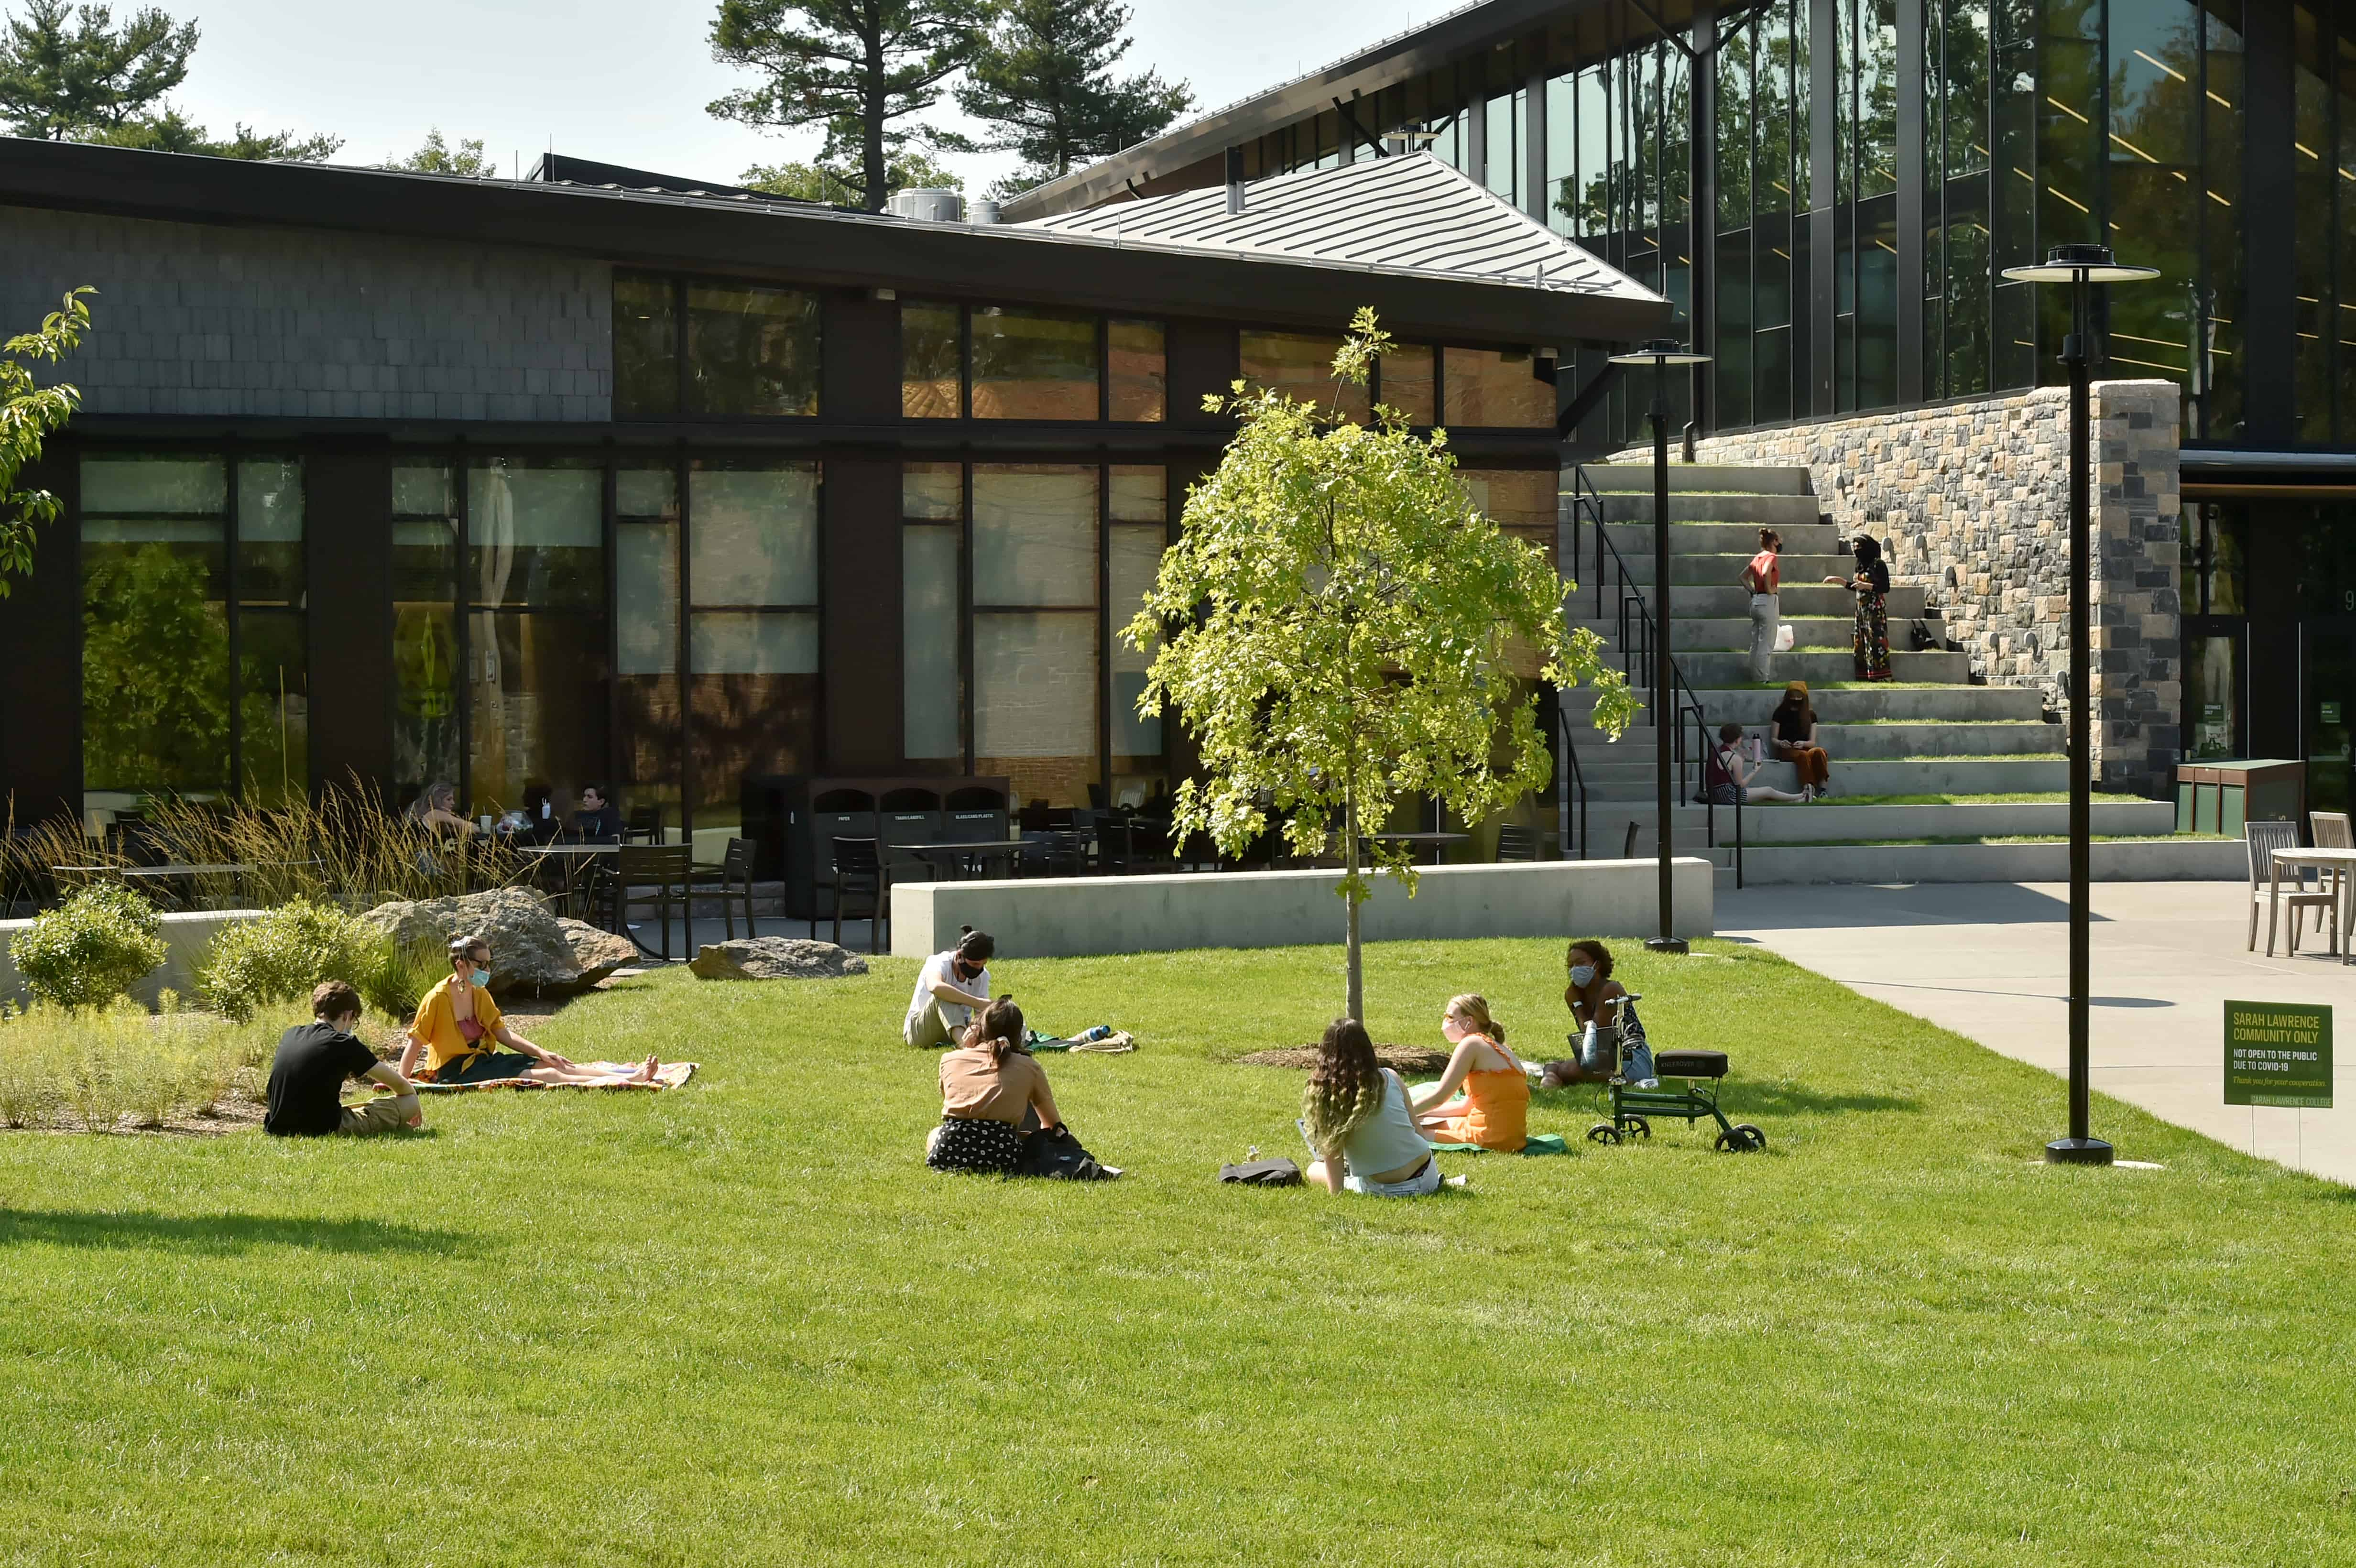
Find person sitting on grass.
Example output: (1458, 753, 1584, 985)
(1706, 723, 1807, 806)
(904, 926, 994, 1049)
(1300, 1017, 1441, 1197)
(1407, 994, 1529, 1152)
(1537, 939, 1656, 1089)
(927, 995, 1063, 1174)
(396, 935, 659, 1087)
(265, 980, 422, 1137)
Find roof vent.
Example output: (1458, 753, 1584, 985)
(888, 187, 965, 223)
(969, 198, 1001, 225)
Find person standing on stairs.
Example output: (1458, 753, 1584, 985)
(1828, 534, 1893, 681)
(1743, 528, 1783, 683)
(1770, 681, 1832, 800)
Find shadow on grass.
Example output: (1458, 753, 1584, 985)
(1532, 1081, 1921, 1119)
(0, 1209, 475, 1256)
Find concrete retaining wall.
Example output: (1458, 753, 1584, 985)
(891, 859, 1716, 960)
(0, 909, 263, 1008)
(1736, 839, 2245, 885)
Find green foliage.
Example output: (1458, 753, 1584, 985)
(388, 127, 491, 176)
(79, 539, 229, 790)
(194, 898, 379, 1024)
(350, 936, 448, 1024)
(707, 0, 989, 210)
(9, 882, 165, 1009)
(1128, 307, 1636, 1016)
(84, 105, 341, 161)
(0, 993, 247, 1131)
(955, 0, 1191, 196)
(0, 285, 91, 596)
(741, 146, 961, 203)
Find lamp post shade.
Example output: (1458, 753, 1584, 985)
(1999, 243, 2161, 286)
(1609, 338, 1714, 367)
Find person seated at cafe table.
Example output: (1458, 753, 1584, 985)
(397, 934, 660, 1086)
(405, 781, 471, 838)
(572, 784, 626, 843)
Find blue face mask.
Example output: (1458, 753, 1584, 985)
(1569, 964, 1597, 988)
(470, 967, 491, 988)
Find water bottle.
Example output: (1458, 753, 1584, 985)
(1076, 1024, 1113, 1043)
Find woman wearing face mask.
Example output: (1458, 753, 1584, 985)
(903, 926, 995, 1049)
(1538, 939, 1656, 1089)
(1407, 993, 1528, 1152)
(397, 934, 659, 1086)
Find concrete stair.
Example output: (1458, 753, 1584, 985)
(1554, 462, 2235, 886)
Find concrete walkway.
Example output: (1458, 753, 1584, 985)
(1716, 881, 2356, 1185)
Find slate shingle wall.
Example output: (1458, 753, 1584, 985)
(0, 204, 612, 421)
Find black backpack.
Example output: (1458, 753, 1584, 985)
(1218, 1157, 1302, 1187)
(1017, 1123, 1118, 1181)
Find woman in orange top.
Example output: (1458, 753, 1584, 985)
(1410, 993, 1529, 1151)
(396, 934, 659, 1086)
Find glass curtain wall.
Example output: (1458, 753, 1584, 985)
(903, 462, 966, 771)
(899, 303, 1167, 422)
(2182, 499, 2248, 758)
(1711, 0, 1812, 428)
(2293, 0, 2356, 442)
(466, 456, 607, 817)
(687, 459, 821, 829)
(237, 459, 307, 808)
(1108, 466, 1167, 806)
(972, 464, 1100, 808)
(392, 463, 460, 814)
(615, 459, 682, 833)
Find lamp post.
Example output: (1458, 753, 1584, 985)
(1998, 243, 2158, 1167)
(1607, 338, 1712, 956)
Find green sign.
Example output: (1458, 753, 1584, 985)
(2224, 1001, 2333, 1108)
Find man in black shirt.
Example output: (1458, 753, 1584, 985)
(264, 981, 422, 1137)
(573, 784, 625, 843)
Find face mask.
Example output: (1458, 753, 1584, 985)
(470, 967, 491, 987)
(1569, 964, 1597, 987)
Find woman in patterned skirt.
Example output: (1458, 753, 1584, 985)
(926, 995, 1062, 1174)
(1829, 534, 1892, 681)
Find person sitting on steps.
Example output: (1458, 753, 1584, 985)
(1769, 680, 1832, 801)
(1408, 993, 1529, 1152)
(397, 935, 660, 1087)
(1706, 722, 1807, 806)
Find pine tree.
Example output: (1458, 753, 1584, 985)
(0, 0, 195, 139)
(956, 0, 1190, 197)
(707, 0, 989, 213)
(741, 145, 961, 204)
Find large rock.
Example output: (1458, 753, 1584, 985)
(558, 919, 639, 988)
(689, 937, 868, 981)
(356, 887, 592, 997)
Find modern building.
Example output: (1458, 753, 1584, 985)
(0, 138, 1665, 839)
(1007, 0, 2356, 813)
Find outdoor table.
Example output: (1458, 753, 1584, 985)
(897, 840, 1024, 881)
(1361, 831, 1473, 866)
(2269, 847, 2356, 966)
(118, 862, 251, 909)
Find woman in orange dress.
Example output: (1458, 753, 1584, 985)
(1410, 993, 1529, 1152)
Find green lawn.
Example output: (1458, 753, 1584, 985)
(4, 939, 2351, 1565)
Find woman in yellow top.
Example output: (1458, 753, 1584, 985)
(396, 935, 660, 1086)
(1410, 993, 1529, 1152)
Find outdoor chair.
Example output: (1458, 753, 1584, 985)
(1095, 816, 1137, 875)
(1622, 821, 1641, 860)
(2310, 811, 2353, 955)
(1496, 825, 1541, 862)
(625, 806, 663, 846)
(830, 837, 886, 953)
(688, 837, 759, 941)
(2245, 821, 2336, 958)
(596, 844, 692, 961)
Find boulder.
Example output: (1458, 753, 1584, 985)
(558, 919, 641, 988)
(689, 937, 869, 982)
(356, 887, 591, 997)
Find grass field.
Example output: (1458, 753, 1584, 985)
(4, 938, 2352, 1565)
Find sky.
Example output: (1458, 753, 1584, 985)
(143, 0, 1464, 191)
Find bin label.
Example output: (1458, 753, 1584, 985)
(2224, 1001, 2333, 1108)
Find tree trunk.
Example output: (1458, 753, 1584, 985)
(1343, 786, 1364, 1023)
(863, 44, 889, 211)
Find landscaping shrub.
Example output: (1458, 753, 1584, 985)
(0, 1005, 67, 1128)
(9, 883, 167, 1009)
(352, 935, 446, 1023)
(196, 898, 379, 1024)
(0, 997, 257, 1132)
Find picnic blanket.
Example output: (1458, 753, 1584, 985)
(1025, 1030, 1137, 1055)
(1425, 1132, 1568, 1156)
(406, 1062, 698, 1095)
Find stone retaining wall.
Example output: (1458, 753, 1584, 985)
(1618, 380, 2182, 794)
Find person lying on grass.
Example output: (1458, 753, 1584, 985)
(1406, 994, 1529, 1152)
(926, 995, 1064, 1174)
(1299, 1017, 1441, 1197)
(265, 980, 424, 1137)
(396, 934, 659, 1087)
(904, 926, 994, 1049)
(1536, 939, 1657, 1089)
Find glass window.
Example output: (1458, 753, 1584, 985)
(1442, 348, 1555, 427)
(972, 463, 1098, 807)
(903, 461, 962, 521)
(1109, 464, 1167, 802)
(971, 306, 1099, 419)
(687, 282, 820, 417)
(2187, 632, 2242, 759)
(974, 464, 1097, 606)
(1457, 468, 1559, 570)
(80, 454, 229, 800)
(392, 462, 460, 810)
(617, 459, 681, 834)
(236, 458, 303, 607)
(904, 526, 963, 762)
(1378, 344, 1437, 424)
(902, 302, 962, 418)
(237, 457, 306, 807)
(688, 458, 821, 824)
(1240, 331, 1369, 422)
(614, 272, 678, 420)
(1109, 466, 1165, 523)
(467, 454, 608, 815)
(1108, 319, 1167, 421)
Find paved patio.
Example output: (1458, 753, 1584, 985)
(1716, 880, 2356, 1186)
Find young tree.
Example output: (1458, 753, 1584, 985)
(389, 128, 492, 176)
(0, 286, 92, 599)
(1126, 309, 1635, 1021)
(707, 0, 987, 213)
(956, 0, 1191, 196)
(742, 143, 960, 203)
(0, 0, 193, 139)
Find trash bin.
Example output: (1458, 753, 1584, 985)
(2177, 760, 2305, 836)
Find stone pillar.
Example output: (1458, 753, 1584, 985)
(2088, 379, 2182, 795)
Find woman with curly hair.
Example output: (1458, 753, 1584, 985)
(1537, 938, 1656, 1089)
(1299, 1017, 1440, 1197)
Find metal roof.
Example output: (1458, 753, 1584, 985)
(1015, 153, 1661, 309)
